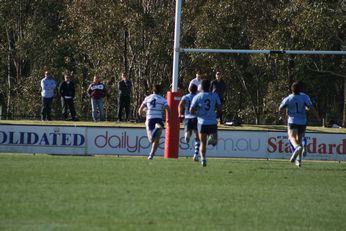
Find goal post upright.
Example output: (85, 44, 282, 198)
(164, 0, 182, 158)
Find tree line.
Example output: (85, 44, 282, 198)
(0, 0, 345, 126)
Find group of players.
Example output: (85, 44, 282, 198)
(138, 74, 319, 168)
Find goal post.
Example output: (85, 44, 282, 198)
(164, 0, 346, 159)
(164, 0, 182, 158)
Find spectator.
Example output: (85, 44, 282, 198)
(87, 75, 106, 122)
(59, 71, 77, 121)
(40, 70, 56, 121)
(188, 71, 203, 92)
(210, 71, 226, 124)
(117, 72, 132, 121)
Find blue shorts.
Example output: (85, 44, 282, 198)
(184, 118, 197, 132)
(198, 123, 217, 135)
(288, 123, 306, 135)
(146, 118, 164, 131)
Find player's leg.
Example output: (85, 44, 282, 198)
(183, 119, 191, 143)
(150, 126, 162, 158)
(193, 129, 200, 161)
(288, 125, 302, 162)
(198, 132, 207, 167)
(295, 126, 306, 167)
(197, 123, 208, 167)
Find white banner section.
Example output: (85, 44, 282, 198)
(0, 125, 345, 160)
(0, 125, 86, 155)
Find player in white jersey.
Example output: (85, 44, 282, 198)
(279, 81, 320, 167)
(190, 80, 222, 167)
(178, 84, 200, 161)
(138, 84, 171, 160)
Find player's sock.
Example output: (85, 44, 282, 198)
(194, 139, 200, 156)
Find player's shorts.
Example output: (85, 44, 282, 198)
(184, 118, 197, 132)
(288, 123, 306, 135)
(146, 118, 164, 131)
(198, 123, 217, 135)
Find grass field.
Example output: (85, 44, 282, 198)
(0, 154, 345, 231)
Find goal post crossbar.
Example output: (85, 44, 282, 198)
(181, 48, 346, 55)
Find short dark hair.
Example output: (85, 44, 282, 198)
(201, 79, 210, 92)
(153, 84, 162, 94)
(291, 81, 301, 94)
(189, 84, 197, 94)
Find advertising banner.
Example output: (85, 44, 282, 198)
(1, 124, 345, 161)
(0, 125, 86, 155)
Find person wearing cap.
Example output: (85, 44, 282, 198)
(210, 71, 226, 124)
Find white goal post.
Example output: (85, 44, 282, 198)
(165, 0, 346, 158)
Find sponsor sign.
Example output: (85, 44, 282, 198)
(1, 125, 345, 161)
(0, 125, 86, 155)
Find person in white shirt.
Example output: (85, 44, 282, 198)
(188, 71, 203, 92)
(138, 84, 171, 160)
(40, 70, 56, 121)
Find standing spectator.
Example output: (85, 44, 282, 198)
(117, 72, 132, 121)
(87, 75, 106, 122)
(279, 81, 320, 167)
(188, 71, 203, 92)
(138, 84, 171, 160)
(178, 84, 200, 161)
(210, 71, 226, 124)
(40, 70, 56, 121)
(59, 71, 77, 121)
(190, 80, 222, 167)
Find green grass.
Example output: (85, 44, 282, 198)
(0, 155, 345, 231)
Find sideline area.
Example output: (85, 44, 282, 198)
(0, 120, 345, 161)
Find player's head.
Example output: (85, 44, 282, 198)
(291, 81, 301, 95)
(189, 84, 197, 94)
(201, 79, 210, 92)
(153, 84, 162, 94)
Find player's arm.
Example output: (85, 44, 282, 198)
(178, 99, 185, 118)
(138, 103, 146, 116)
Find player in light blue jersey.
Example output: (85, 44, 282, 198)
(279, 81, 320, 167)
(190, 80, 222, 167)
(138, 84, 171, 160)
(178, 84, 200, 161)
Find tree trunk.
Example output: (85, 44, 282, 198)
(6, 29, 14, 119)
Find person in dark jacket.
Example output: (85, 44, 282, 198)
(87, 75, 106, 122)
(59, 72, 77, 121)
(117, 72, 132, 121)
(210, 71, 226, 124)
